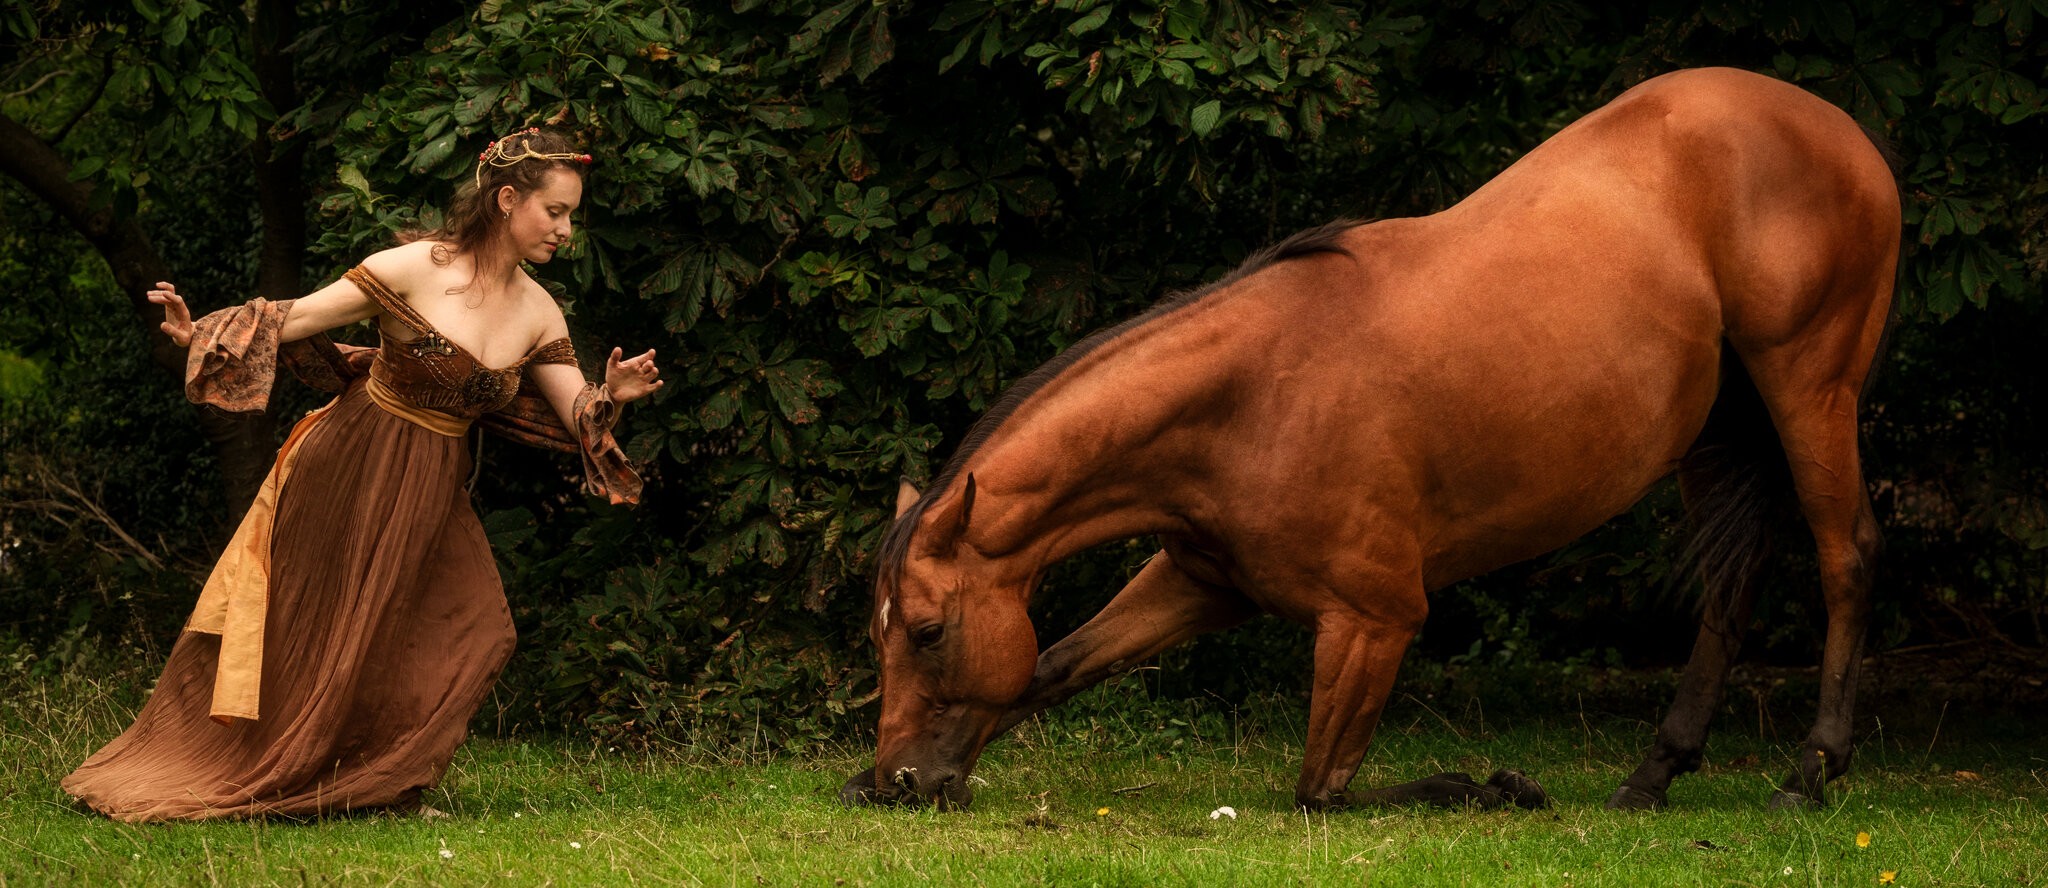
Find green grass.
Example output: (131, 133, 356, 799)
(4, 651, 2044, 886)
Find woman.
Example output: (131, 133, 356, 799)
(62, 128, 659, 821)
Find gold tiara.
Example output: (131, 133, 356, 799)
(474, 127, 593, 192)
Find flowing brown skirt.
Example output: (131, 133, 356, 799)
(61, 383, 515, 821)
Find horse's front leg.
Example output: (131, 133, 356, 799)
(842, 550, 1254, 806)
(1293, 576, 1427, 811)
(1294, 568, 1547, 812)
(992, 550, 1260, 737)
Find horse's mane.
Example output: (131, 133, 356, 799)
(873, 218, 1365, 595)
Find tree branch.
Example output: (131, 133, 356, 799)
(13, 456, 165, 570)
(50, 52, 114, 146)
(0, 110, 277, 515)
(3, 69, 69, 101)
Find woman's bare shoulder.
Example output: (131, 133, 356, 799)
(354, 241, 450, 292)
(517, 272, 571, 339)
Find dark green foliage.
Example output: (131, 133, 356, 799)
(1, 0, 2041, 746)
(0, 183, 213, 651)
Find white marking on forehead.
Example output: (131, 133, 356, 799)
(880, 596, 892, 632)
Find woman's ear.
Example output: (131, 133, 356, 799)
(496, 184, 519, 215)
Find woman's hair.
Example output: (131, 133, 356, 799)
(399, 127, 591, 266)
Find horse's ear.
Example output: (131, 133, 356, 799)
(894, 477, 921, 519)
(923, 473, 975, 551)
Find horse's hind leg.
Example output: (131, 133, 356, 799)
(1741, 350, 1886, 808)
(1610, 369, 1779, 811)
(1768, 424, 1881, 808)
(1608, 564, 1762, 810)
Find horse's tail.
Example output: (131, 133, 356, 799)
(1678, 355, 1794, 620)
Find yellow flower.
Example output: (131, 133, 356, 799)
(1857, 831, 1872, 848)
(1879, 871, 1897, 884)
(1096, 807, 1110, 817)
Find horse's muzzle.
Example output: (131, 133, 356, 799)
(837, 764, 975, 810)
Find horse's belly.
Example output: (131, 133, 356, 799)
(1409, 356, 1717, 590)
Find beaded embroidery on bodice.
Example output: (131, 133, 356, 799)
(344, 266, 577, 419)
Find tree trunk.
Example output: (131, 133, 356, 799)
(250, 0, 306, 302)
(0, 112, 276, 516)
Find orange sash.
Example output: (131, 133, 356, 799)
(183, 402, 334, 724)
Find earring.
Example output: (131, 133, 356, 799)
(502, 210, 510, 219)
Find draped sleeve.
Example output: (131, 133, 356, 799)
(182, 298, 295, 412)
(182, 294, 381, 409)
(280, 335, 377, 394)
(477, 339, 644, 506)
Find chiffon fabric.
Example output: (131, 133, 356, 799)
(61, 267, 638, 821)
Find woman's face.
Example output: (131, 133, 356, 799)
(497, 169, 583, 264)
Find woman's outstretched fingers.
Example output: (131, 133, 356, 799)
(604, 346, 663, 403)
(148, 281, 193, 347)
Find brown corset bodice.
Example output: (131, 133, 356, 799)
(344, 266, 577, 418)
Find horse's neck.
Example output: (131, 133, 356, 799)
(954, 302, 1246, 572)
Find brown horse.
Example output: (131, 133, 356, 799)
(841, 67, 1899, 812)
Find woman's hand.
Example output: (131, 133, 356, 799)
(148, 281, 193, 347)
(605, 347, 663, 404)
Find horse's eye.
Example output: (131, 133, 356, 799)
(909, 624, 945, 648)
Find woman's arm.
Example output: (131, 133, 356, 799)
(149, 277, 379, 346)
(279, 277, 380, 342)
(526, 299, 662, 430)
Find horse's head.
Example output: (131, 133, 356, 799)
(841, 475, 1037, 810)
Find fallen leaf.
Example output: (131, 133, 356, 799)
(1953, 770, 1981, 781)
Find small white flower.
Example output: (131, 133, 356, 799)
(439, 849, 455, 860)
(570, 841, 583, 850)
(1209, 806, 1238, 820)
(513, 812, 523, 818)
(131, 853, 141, 860)
(767, 784, 776, 790)
(1783, 866, 1794, 876)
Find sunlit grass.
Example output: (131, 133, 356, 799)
(4, 647, 2044, 886)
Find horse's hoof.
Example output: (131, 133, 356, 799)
(1295, 790, 1348, 812)
(1768, 789, 1820, 811)
(1487, 769, 1549, 810)
(1605, 784, 1668, 811)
